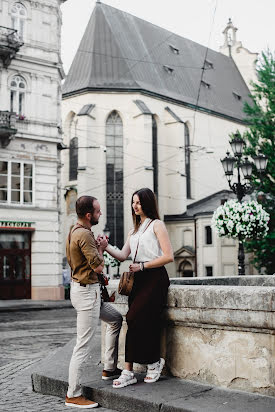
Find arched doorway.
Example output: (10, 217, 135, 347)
(179, 261, 194, 277)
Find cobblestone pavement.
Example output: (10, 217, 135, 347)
(0, 308, 116, 412)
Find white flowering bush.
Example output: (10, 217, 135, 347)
(103, 247, 120, 267)
(212, 200, 270, 242)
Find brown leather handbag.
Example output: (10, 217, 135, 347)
(118, 220, 153, 296)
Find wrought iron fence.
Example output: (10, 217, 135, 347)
(0, 26, 23, 48)
(0, 111, 16, 129)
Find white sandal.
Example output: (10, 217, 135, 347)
(112, 369, 137, 388)
(144, 358, 165, 383)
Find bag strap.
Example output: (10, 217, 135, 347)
(133, 219, 153, 263)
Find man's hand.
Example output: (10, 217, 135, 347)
(97, 235, 108, 250)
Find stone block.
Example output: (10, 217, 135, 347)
(104, 281, 275, 396)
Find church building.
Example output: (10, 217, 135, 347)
(61, 2, 258, 277)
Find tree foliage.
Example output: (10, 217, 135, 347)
(242, 51, 275, 274)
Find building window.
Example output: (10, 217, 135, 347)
(66, 189, 77, 215)
(152, 116, 158, 199)
(69, 137, 78, 181)
(185, 124, 191, 198)
(106, 111, 124, 248)
(11, 2, 27, 40)
(205, 225, 212, 245)
(0, 160, 33, 205)
(205, 266, 213, 276)
(10, 75, 26, 116)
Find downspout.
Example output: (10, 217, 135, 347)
(194, 216, 197, 277)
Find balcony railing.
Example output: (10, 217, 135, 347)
(0, 26, 23, 67)
(0, 111, 17, 148)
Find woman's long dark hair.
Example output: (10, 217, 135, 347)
(131, 188, 160, 233)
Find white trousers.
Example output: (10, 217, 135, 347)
(67, 281, 122, 398)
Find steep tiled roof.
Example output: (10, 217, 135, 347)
(63, 2, 251, 122)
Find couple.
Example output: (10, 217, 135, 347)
(65, 188, 174, 409)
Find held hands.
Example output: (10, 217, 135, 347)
(96, 235, 109, 250)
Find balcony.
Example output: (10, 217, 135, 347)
(0, 111, 17, 147)
(0, 26, 23, 67)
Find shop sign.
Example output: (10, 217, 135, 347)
(0, 221, 34, 228)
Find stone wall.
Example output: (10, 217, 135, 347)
(102, 278, 275, 396)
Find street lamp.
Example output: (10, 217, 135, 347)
(103, 224, 110, 239)
(221, 133, 268, 275)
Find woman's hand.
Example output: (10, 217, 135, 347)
(129, 263, 141, 273)
(97, 235, 108, 250)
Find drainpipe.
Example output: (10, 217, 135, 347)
(194, 215, 197, 277)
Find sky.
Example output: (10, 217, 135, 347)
(61, 0, 275, 74)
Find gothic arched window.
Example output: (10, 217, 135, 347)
(11, 2, 27, 40)
(10, 75, 26, 116)
(185, 124, 191, 199)
(152, 116, 158, 199)
(106, 111, 124, 248)
(69, 137, 78, 181)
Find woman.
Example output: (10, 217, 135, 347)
(104, 187, 173, 388)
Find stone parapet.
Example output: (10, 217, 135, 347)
(103, 278, 275, 396)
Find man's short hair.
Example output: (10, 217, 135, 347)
(75, 196, 97, 218)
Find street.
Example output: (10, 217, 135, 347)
(0, 308, 115, 412)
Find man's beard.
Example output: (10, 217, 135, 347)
(90, 217, 99, 226)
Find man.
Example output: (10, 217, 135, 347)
(65, 196, 122, 409)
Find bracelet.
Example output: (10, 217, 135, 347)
(139, 262, 144, 271)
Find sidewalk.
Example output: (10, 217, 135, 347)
(0, 299, 72, 312)
(32, 332, 275, 412)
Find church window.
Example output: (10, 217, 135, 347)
(152, 116, 158, 199)
(185, 124, 191, 199)
(11, 2, 27, 40)
(106, 111, 124, 248)
(205, 226, 212, 245)
(69, 137, 78, 181)
(205, 266, 213, 276)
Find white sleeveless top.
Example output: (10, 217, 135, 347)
(129, 218, 162, 262)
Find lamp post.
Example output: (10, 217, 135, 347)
(103, 224, 110, 239)
(103, 224, 111, 274)
(221, 133, 268, 275)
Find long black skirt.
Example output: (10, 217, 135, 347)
(125, 266, 170, 364)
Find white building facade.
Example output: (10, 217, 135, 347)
(61, 3, 258, 277)
(0, 0, 65, 299)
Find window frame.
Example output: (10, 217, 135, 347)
(106, 111, 124, 249)
(205, 266, 213, 277)
(0, 160, 34, 206)
(69, 136, 78, 182)
(205, 225, 213, 245)
(11, 2, 27, 40)
(185, 124, 191, 199)
(10, 75, 26, 116)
